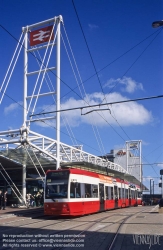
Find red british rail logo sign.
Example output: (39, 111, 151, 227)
(30, 25, 54, 46)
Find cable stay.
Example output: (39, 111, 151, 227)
(25, 147, 45, 183)
(0, 163, 25, 204)
(0, 32, 24, 104)
(1, 14, 160, 200)
(31, 37, 78, 146)
(61, 26, 106, 156)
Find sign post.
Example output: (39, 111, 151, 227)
(160, 170, 163, 198)
(22, 15, 63, 170)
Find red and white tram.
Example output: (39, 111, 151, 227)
(44, 167, 142, 216)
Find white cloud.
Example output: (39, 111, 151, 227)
(4, 92, 153, 129)
(105, 76, 144, 93)
(55, 92, 153, 127)
(4, 102, 23, 115)
(157, 163, 163, 168)
(88, 24, 99, 30)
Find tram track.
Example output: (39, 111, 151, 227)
(107, 207, 150, 250)
(0, 206, 151, 250)
(0, 207, 130, 230)
(51, 206, 150, 250)
(0, 206, 141, 231)
(45, 207, 145, 250)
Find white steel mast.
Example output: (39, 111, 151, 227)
(56, 16, 61, 169)
(22, 16, 63, 169)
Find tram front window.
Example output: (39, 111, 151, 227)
(45, 171, 69, 199)
(138, 192, 142, 198)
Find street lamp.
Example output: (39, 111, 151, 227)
(150, 179, 153, 205)
(152, 20, 163, 28)
(152, 21, 163, 198)
(153, 180, 154, 202)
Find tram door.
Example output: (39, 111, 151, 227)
(114, 185, 118, 208)
(136, 190, 138, 206)
(99, 183, 104, 211)
(129, 188, 131, 206)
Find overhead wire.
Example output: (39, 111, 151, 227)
(72, 0, 122, 150)
(71, 1, 163, 177)
(0, 22, 163, 165)
(107, 28, 163, 95)
(61, 27, 106, 156)
(32, 42, 78, 146)
(1, 19, 161, 190)
(0, 22, 161, 117)
(142, 142, 163, 177)
(71, 0, 158, 146)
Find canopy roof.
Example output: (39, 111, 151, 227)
(0, 148, 148, 191)
(0, 148, 55, 169)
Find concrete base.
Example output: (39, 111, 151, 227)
(159, 207, 163, 213)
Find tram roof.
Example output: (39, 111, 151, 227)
(61, 161, 148, 191)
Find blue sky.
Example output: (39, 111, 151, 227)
(0, 0, 163, 193)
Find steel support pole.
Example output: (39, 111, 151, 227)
(153, 180, 154, 202)
(150, 179, 151, 204)
(22, 165, 26, 204)
(126, 142, 128, 173)
(162, 177, 163, 198)
(23, 29, 28, 128)
(140, 141, 143, 192)
(150, 179, 153, 205)
(56, 18, 61, 169)
(139, 141, 142, 187)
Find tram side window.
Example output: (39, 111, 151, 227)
(133, 190, 135, 199)
(125, 189, 128, 199)
(118, 188, 121, 199)
(92, 184, 98, 198)
(138, 192, 142, 198)
(85, 184, 92, 198)
(111, 187, 114, 199)
(135, 190, 137, 199)
(130, 189, 134, 198)
(114, 186, 118, 199)
(131, 190, 135, 199)
(105, 186, 109, 199)
(108, 186, 112, 200)
(122, 188, 125, 198)
(133, 190, 136, 199)
(70, 182, 81, 198)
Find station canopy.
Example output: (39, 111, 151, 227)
(0, 148, 148, 191)
(0, 147, 55, 170)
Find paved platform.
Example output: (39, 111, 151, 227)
(0, 206, 43, 217)
(114, 205, 163, 250)
(0, 205, 162, 250)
